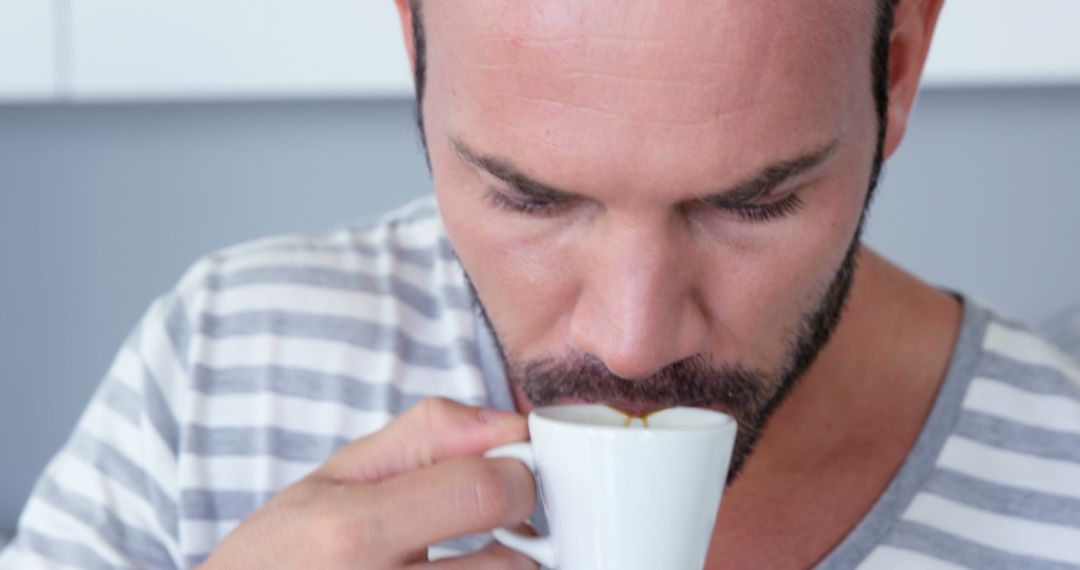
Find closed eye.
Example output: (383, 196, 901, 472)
(485, 187, 569, 216)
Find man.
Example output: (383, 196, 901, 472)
(3, 0, 1079, 568)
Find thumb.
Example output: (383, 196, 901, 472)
(318, 397, 528, 483)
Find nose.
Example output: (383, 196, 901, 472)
(568, 217, 709, 380)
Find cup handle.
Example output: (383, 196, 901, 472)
(484, 442, 557, 569)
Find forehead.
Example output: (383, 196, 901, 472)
(422, 0, 877, 193)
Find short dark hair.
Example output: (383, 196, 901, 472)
(408, 0, 900, 197)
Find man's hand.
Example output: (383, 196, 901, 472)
(197, 398, 538, 569)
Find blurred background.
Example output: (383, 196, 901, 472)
(2, 0, 1079, 539)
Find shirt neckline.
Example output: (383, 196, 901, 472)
(816, 295, 989, 568)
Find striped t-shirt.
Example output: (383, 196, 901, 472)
(2, 197, 1079, 569)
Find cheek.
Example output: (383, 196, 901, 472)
(701, 176, 867, 368)
(431, 153, 579, 358)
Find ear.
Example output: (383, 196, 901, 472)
(394, 0, 418, 78)
(882, 0, 946, 159)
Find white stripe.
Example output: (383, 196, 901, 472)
(193, 335, 487, 399)
(208, 285, 474, 344)
(985, 323, 1080, 387)
(859, 545, 966, 570)
(964, 377, 1080, 434)
(186, 392, 392, 436)
(138, 298, 192, 431)
(209, 247, 465, 293)
(108, 345, 152, 395)
(903, 493, 1080, 564)
(177, 455, 322, 492)
(0, 545, 86, 570)
(78, 399, 178, 491)
(178, 519, 241, 553)
(20, 497, 133, 567)
(46, 454, 166, 543)
(428, 545, 470, 562)
(938, 436, 1080, 500)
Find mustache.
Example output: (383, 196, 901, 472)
(512, 354, 786, 484)
(513, 354, 776, 424)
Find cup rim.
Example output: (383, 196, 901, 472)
(530, 403, 736, 433)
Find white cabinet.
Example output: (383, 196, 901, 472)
(924, 0, 1080, 87)
(68, 0, 413, 101)
(1, 1, 1079, 103)
(55, 0, 1080, 101)
(0, 0, 57, 101)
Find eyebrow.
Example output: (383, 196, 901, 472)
(451, 136, 840, 206)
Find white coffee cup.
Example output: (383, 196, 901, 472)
(485, 404, 737, 570)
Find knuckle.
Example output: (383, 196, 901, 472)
(306, 484, 377, 561)
(464, 460, 513, 527)
(415, 397, 456, 428)
(400, 397, 456, 466)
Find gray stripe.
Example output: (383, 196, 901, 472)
(1051, 330, 1080, 358)
(35, 477, 176, 569)
(140, 363, 181, 459)
(927, 470, 1080, 528)
(206, 265, 471, 318)
(977, 351, 1080, 399)
(191, 364, 445, 413)
(12, 529, 121, 570)
(198, 311, 479, 370)
(180, 489, 275, 521)
(955, 409, 1080, 463)
(388, 241, 441, 268)
(68, 432, 179, 540)
(99, 378, 141, 427)
(443, 282, 473, 310)
(437, 237, 459, 264)
(263, 239, 448, 269)
(476, 311, 514, 414)
(888, 519, 1078, 570)
(434, 532, 493, 555)
(184, 425, 348, 463)
(164, 297, 191, 366)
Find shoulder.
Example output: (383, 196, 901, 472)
(159, 197, 484, 396)
(973, 306, 1080, 408)
(172, 197, 472, 331)
(948, 301, 1080, 485)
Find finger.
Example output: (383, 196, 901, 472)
(369, 456, 537, 555)
(414, 541, 539, 570)
(318, 397, 528, 483)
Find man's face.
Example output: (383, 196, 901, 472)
(420, 0, 883, 476)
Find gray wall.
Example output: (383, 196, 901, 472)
(1, 88, 1079, 533)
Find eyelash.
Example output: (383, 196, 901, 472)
(486, 190, 565, 216)
(725, 193, 805, 223)
(486, 188, 805, 223)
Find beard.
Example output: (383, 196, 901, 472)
(469, 231, 861, 484)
